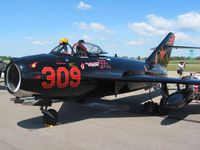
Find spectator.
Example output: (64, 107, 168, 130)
(177, 61, 186, 77)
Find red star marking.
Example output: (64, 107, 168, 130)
(160, 48, 165, 60)
(168, 35, 175, 45)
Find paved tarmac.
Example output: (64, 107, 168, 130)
(0, 71, 200, 150)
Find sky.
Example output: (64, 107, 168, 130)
(1, 0, 200, 58)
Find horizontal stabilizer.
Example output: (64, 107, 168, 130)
(166, 45, 200, 49)
(151, 45, 200, 50)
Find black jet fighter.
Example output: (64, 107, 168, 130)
(5, 32, 200, 125)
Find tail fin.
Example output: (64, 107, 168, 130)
(146, 32, 175, 67)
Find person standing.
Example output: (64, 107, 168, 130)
(177, 61, 186, 77)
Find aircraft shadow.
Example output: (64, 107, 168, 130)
(17, 90, 160, 129)
(0, 85, 5, 90)
(161, 104, 200, 125)
(0, 86, 5, 90)
(17, 90, 200, 129)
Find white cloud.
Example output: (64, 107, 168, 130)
(82, 35, 94, 41)
(129, 11, 200, 36)
(128, 22, 166, 36)
(77, 22, 88, 30)
(24, 36, 53, 46)
(90, 22, 106, 31)
(147, 14, 174, 30)
(174, 32, 200, 45)
(175, 32, 191, 41)
(128, 39, 150, 46)
(177, 11, 200, 31)
(77, 1, 92, 10)
(32, 41, 44, 45)
(74, 22, 114, 33)
(32, 40, 52, 45)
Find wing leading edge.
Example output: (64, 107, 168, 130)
(123, 75, 200, 85)
(85, 74, 200, 85)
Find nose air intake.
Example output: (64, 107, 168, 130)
(5, 63, 21, 93)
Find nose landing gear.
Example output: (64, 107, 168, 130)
(40, 107, 59, 126)
(37, 98, 59, 126)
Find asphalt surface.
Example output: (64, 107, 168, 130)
(0, 71, 200, 150)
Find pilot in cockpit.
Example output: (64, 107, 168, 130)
(73, 40, 87, 56)
(59, 38, 71, 55)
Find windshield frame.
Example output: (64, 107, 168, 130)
(80, 42, 107, 56)
(50, 44, 74, 55)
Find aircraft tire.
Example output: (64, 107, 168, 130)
(143, 101, 159, 114)
(43, 109, 58, 125)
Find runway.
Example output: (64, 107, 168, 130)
(0, 72, 200, 150)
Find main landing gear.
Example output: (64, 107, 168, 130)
(143, 83, 168, 115)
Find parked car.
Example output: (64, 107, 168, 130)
(0, 60, 7, 78)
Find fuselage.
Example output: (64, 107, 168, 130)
(5, 53, 167, 99)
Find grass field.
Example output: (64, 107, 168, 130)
(167, 60, 200, 72)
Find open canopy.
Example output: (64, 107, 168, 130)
(50, 42, 107, 56)
(81, 42, 107, 55)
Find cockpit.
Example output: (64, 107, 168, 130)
(50, 38, 107, 57)
(80, 42, 107, 56)
(50, 44, 72, 55)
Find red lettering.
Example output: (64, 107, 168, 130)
(42, 67, 81, 89)
(70, 67, 81, 88)
(57, 67, 69, 88)
(42, 67, 55, 89)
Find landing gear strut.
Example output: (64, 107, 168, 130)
(143, 83, 169, 115)
(159, 83, 169, 115)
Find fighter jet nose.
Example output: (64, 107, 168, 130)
(5, 63, 21, 94)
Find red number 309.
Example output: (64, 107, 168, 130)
(42, 67, 81, 89)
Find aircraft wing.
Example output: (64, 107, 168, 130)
(85, 73, 200, 85)
(123, 75, 200, 84)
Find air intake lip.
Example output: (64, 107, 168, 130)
(5, 63, 21, 93)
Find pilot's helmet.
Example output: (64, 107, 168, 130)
(59, 38, 68, 44)
(78, 39, 85, 43)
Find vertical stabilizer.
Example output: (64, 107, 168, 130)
(146, 32, 175, 67)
